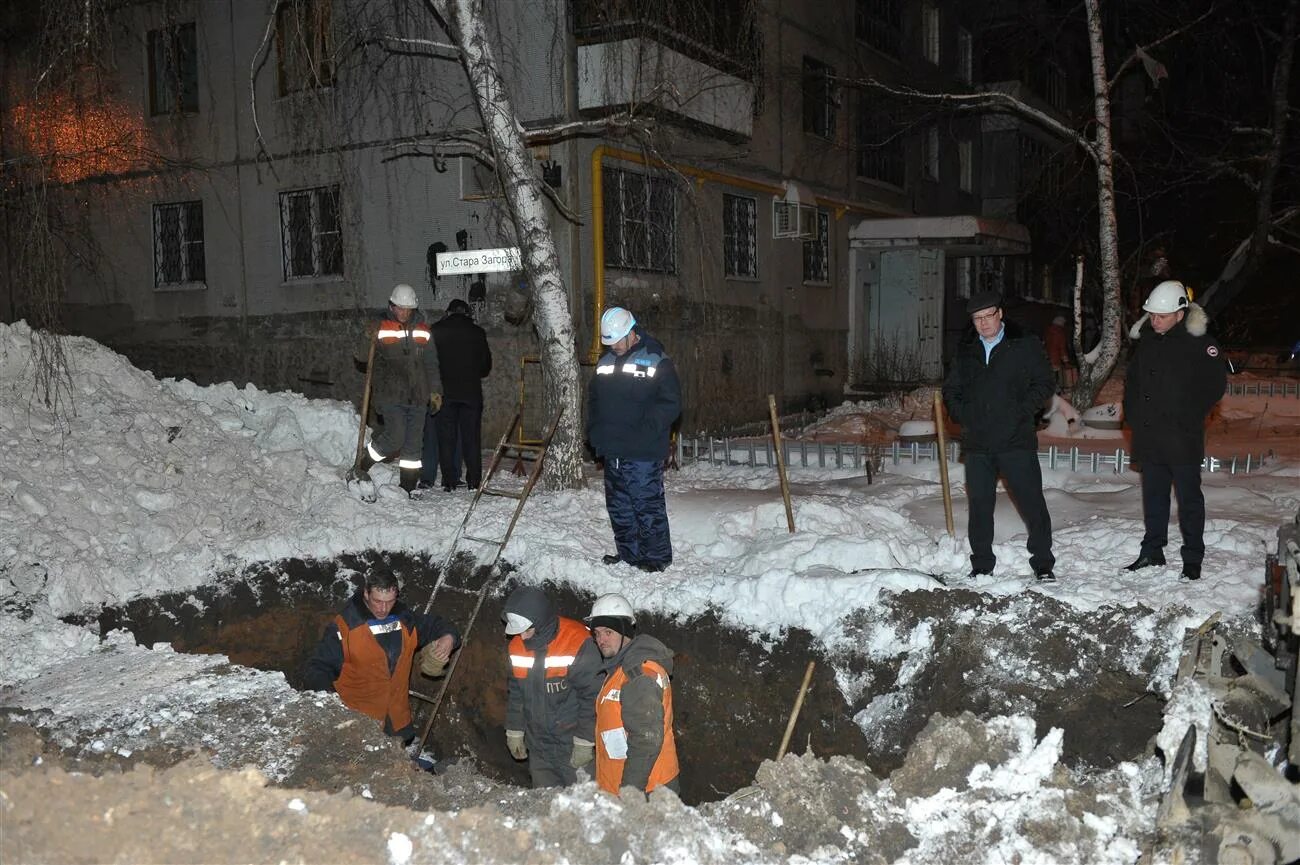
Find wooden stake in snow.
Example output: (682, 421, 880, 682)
(768, 394, 795, 533)
(777, 661, 816, 760)
(933, 390, 955, 535)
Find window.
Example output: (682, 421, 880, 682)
(276, 0, 334, 95)
(802, 56, 837, 140)
(1029, 60, 1067, 112)
(922, 3, 940, 66)
(279, 185, 343, 280)
(958, 139, 973, 192)
(856, 107, 905, 186)
(957, 28, 973, 84)
(723, 194, 757, 279)
(147, 23, 198, 115)
(923, 127, 940, 180)
(802, 210, 830, 283)
(855, 0, 902, 57)
(603, 168, 676, 272)
(153, 201, 205, 287)
(956, 257, 972, 299)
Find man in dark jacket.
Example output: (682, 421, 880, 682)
(586, 307, 682, 572)
(1121, 280, 1227, 581)
(432, 299, 493, 491)
(501, 585, 604, 787)
(942, 291, 1057, 581)
(353, 283, 442, 495)
(303, 571, 460, 742)
(587, 593, 679, 798)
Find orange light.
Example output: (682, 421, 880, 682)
(10, 90, 152, 184)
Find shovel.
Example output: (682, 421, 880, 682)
(345, 329, 378, 489)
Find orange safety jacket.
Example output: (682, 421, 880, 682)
(509, 616, 591, 679)
(595, 659, 679, 794)
(332, 613, 417, 733)
(376, 318, 432, 346)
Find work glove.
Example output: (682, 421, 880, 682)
(505, 730, 528, 761)
(429, 392, 443, 413)
(570, 737, 595, 769)
(417, 644, 448, 678)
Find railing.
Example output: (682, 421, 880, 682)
(1225, 380, 1300, 398)
(676, 437, 1272, 475)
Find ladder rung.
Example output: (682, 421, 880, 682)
(480, 487, 524, 500)
(463, 533, 506, 546)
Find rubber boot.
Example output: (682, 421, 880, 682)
(399, 466, 420, 495)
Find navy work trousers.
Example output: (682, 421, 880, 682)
(603, 457, 672, 568)
(437, 399, 482, 489)
(1138, 462, 1205, 566)
(963, 449, 1054, 575)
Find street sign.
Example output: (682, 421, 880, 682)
(435, 246, 522, 276)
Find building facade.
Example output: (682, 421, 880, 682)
(1, 0, 1079, 441)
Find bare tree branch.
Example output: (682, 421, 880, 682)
(1108, 5, 1218, 88)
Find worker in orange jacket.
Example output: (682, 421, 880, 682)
(303, 571, 459, 743)
(587, 593, 679, 797)
(501, 586, 604, 787)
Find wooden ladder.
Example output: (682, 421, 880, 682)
(413, 404, 563, 751)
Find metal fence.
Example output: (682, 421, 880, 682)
(1225, 380, 1299, 398)
(677, 436, 1272, 475)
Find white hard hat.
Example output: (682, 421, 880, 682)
(503, 612, 532, 636)
(1143, 280, 1189, 314)
(389, 283, 419, 308)
(588, 592, 635, 623)
(599, 307, 636, 345)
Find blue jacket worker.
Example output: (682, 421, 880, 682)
(586, 307, 682, 572)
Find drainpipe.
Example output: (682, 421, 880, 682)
(587, 145, 899, 362)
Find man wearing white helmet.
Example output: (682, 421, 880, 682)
(500, 585, 603, 788)
(587, 593, 680, 797)
(1122, 280, 1227, 581)
(586, 307, 682, 572)
(352, 283, 443, 495)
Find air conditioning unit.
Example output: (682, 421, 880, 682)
(772, 179, 819, 239)
(772, 199, 817, 239)
(460, 156, 504, 201)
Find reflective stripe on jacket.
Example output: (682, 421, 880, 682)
(509, 616, 590, 679)
(333, 613, 417, 733)
(595, 658, 679, 794)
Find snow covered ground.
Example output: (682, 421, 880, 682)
(2, 320, 1296, 863)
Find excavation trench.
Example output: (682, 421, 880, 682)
(67, 552, 1169, 805)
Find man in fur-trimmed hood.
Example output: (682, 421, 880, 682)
(1121, 280, 1227, 581)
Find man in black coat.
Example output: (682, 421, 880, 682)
(1121, 280, 1227, 581)
(942, 291, 1057, 581)
(432, 299, 493, 491)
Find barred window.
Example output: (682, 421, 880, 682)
(922, 3, 941, 66)
(802, 56, 837, 139)
(148, 23, 198, 115)
(856, 107, 904, 187)
(854, 0, 901, 57)
(279, 185, 343, 280)
(276, 0, 334, 95)
(153, 201, 205, 287)
(603, 168, 676, 273)
(802, 209, 830, 284)
(723, 194, 757, 279)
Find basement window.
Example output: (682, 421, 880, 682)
(153, 201, 206, 287)
(280, 185, 343, 280)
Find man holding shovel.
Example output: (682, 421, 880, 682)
(348, 283, 443, 498)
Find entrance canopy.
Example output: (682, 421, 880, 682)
(849, 216, 1030, 255)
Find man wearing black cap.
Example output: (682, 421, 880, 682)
(501, 585, 604, 787)
(942, 291, 1057, 581)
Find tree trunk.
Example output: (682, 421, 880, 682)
(434, 0, 584, 489)
(1072, 0, 1124, 411)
